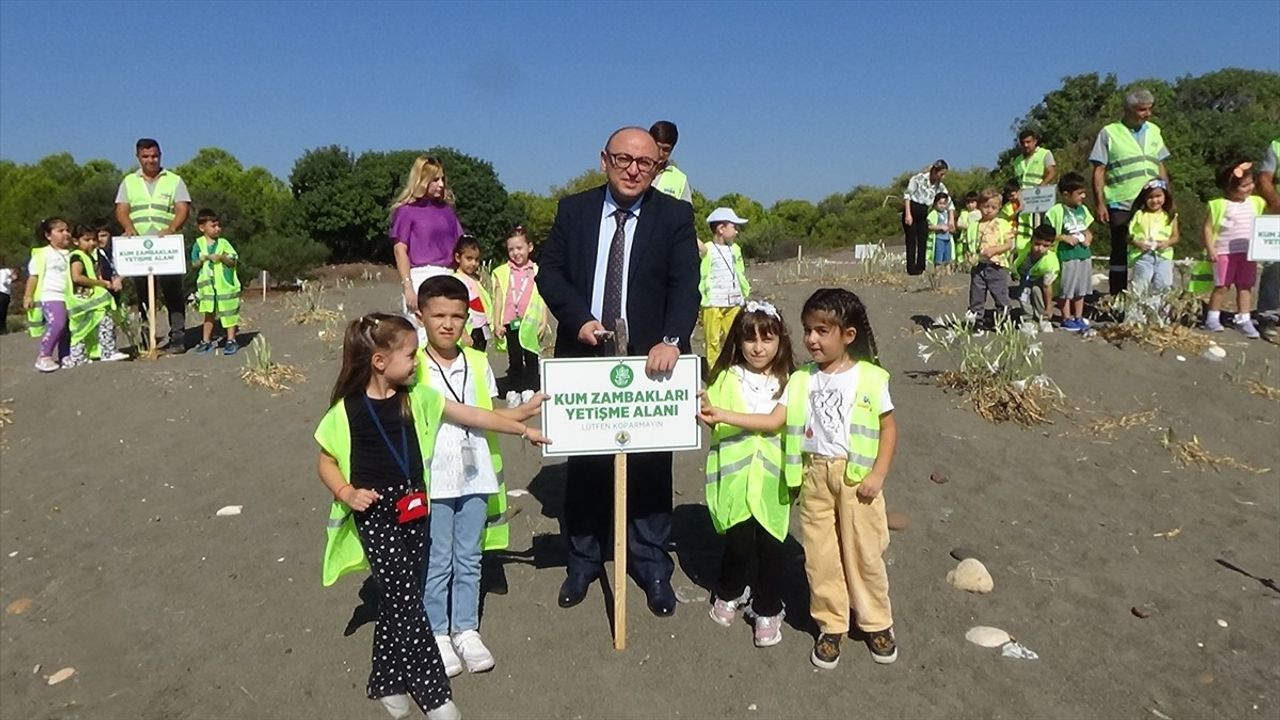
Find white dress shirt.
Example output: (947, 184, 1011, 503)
(590, 188, 645, 327)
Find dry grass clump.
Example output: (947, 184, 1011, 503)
(287, 280, 342, 325)
(1225, 354, 1280, 401)
(1096, 289, 1211, 354)
(775, 246, 905, 288)
(0, 398, 13, 448)
(1160, 427, 1269, 474)
(936, 371, 1062, 426)
(241, 336, 304, 393)
(919, 314, 1064, 426)
(1083, 409, 1159, 437)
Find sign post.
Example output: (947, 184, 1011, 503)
(112, 235, 187, 359)
(540, 332, 701, 651)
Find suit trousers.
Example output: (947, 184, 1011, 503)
(564, 451, 674, 583)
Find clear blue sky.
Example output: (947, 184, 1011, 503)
(2, 1, 1277, 205)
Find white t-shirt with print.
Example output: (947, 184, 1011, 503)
(425, 352, 501, 500)
(778, 362, 893, 457)
(0, 268, 12, 295)
(706, 243, 742, 307)
(29, 248, 71, 302)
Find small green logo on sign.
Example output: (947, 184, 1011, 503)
(610, 363, 634, 388)
(615, 430, 631, 446)
(143, 238, 154, 250)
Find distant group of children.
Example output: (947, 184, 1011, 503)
(924, 160, 1271, 340)
(18, 209, 243, 371)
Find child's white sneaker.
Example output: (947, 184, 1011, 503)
(504, 391, 520, 408)
(426, 699, 462, 720)
(33, 357, 59, 373)
(752, 611, 784, 648)
(103, 351, 130, 362)
(1039, 320, 1053, 333)
(435, 634, 463, 677)
(452, 629, 495, 673)
(708, 586, 750, 627)
(520, 389, 535, 404)
(380, 694, 412, 719)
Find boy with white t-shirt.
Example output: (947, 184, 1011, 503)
(0, 263, 15, 335)
(700, 208, 752, 367)
(414, 275, 543, 678)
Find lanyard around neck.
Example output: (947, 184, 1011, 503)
(362, 394, 411, 481)
(427, 350, 468, 404)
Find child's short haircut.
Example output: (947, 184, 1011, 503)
(1001, 179, 1021, 198)
(978, 188, 1001, 205)
(453, 235, 481, 256)
(72, 223, 95, 238)
(933, 192, 950, 204)
(649, 121, 679, 146)
(417, 274, 470, 307)
(1032, 224, 1056, 243)
(1215, 160, 1254, 192)
(95, 222, 113, 235)
(1058, 172, 1086, 194)
(963, 191, 979, 204)
(197, 208, 219, 224)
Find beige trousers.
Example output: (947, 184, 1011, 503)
(799, 455, 893, 634)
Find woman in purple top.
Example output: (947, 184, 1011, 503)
(390, 155, 464, 316)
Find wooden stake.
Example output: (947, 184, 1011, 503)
(147, 273, 158, 360)
(612, 318, 630, 651)
(261, 270, 268, 303)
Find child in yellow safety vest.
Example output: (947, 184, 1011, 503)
(22, 217, 74, 373)
(313, 312, 547, 720)
(966, 188, 1015, 328)
(64, 224, 126, 367)
(1127, 180, 1179, 302)
(1203, 161, 1266, 339)
(450, 235, 492, 352)
(190, 209, 242, 355)
(699, 300, 796, 648)
(413, 275, 544, 677)
(701, 288, 899, 670)
(700, 208, 752, 368)
(490, 226, 547, 400)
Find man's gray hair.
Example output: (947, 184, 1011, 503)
(1124, 88, 1155, 109)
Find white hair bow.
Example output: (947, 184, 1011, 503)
(744, 300, 780, 320)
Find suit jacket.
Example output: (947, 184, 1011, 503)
(537, 185, 699, 358)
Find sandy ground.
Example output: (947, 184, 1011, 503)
(1, 255, 1277, 720)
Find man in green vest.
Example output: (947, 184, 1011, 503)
(1255, 137, 1279, 338)
(114, 137, 192, 353)
(650, 120, 693, 204)
(1089, 89, 1170, 296)
(1014, 130, 1057, 187)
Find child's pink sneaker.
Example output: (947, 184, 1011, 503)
(752, 612, 783, 647)
(708, 586, 750, 627)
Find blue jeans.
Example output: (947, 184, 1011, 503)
(423, 494, 487, 634)
(933, 237, 953, 265)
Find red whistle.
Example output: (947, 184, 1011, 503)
(396, 492, 429, 524)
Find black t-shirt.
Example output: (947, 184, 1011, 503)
(346, 391, 424, 490)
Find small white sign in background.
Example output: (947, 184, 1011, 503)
(1248, 215, 1280, 263)
(113, 235, 187, 277)
(1019, 185, 1058, 215)
(540, 355, 702, 457)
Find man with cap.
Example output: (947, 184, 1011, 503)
(650, 121, 693, 204)
(536, 126, 700, 617)
(700, 207, 751, 367)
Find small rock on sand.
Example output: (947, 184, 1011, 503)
(965, 626, 1011, 647)
(950, 548, 979, 562)
(929, 471, 948, 484)
(46, 667, 75, 685)
(215, 505, 243, 517)
(886, 512, 908, 531)
(947, 558, 993, 593)
(5, 598, 33, 615)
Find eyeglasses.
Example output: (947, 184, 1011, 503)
(605, 152, 659, 174)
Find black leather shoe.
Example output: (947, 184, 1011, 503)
(558, 573, 594, 608)
(643, 578, 677, 617)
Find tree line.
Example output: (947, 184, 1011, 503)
(2, 68, 1275, 280)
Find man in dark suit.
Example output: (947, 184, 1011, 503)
(536, 127, 700, 616)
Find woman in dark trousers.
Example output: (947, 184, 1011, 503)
(901, 160, 950, 275)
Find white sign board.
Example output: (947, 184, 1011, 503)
(1248, 215, 1280, 262)
(1019, 185, 1057, 215)
(854, 244, 881, 260)
(113, 235, 187, 277)
(540, 355, 702, 457)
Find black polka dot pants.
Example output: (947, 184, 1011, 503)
(353, 482, 452, 712)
